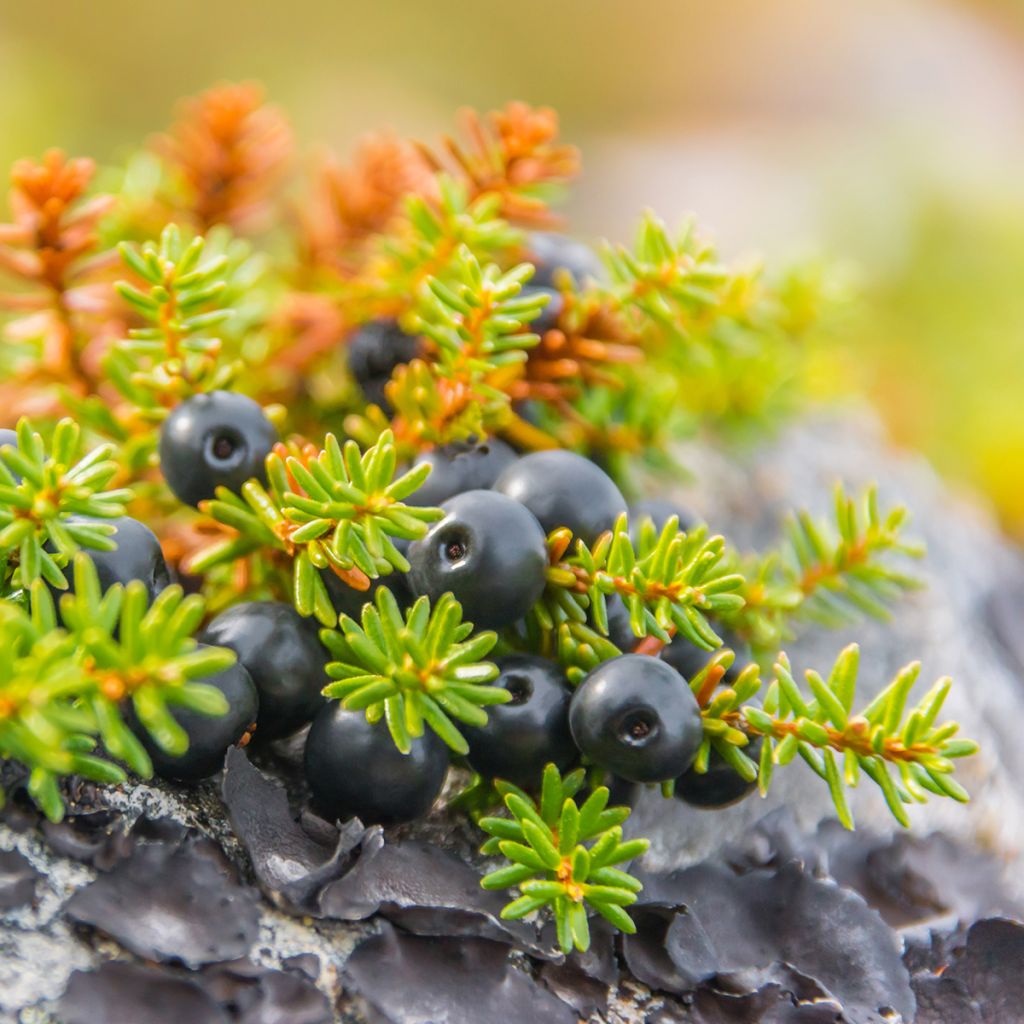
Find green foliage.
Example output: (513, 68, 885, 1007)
(529, 514, 744, 681)
(0, 418, 131, 593)
(321, 586, 506, 754)
(348, 246, 548, 454)
(412, 247, 545, 374)
(372, 177, 523, 310)
(479, 764, 649, 953)
(604, 212, 731, 345)
(739, 644, 976, 829)
(0, 554, 233, 821)
(724, 483, 925, 656)
(188, 429, 443, 625)
(110, 223, 239, 411)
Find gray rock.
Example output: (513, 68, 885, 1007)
(2, 408, 1023, 1023)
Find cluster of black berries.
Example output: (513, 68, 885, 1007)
(75, 239, 757, 825)
(44, 373, 758, 825)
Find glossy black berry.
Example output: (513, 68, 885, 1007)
(406, 438, 517, 508)
(130, 656, 259, 783)
(346, 319, 419, 410)
(159, 390, 277, 508)
(407, 490, 547, 631)
(494, 449, 627, 546)
(304, 703, 448, 825)
(528, 233, 602, 289)
(629, 497, 697, 539)
(55, 516, 171, 604)
(569, 654, 703, 783)
(462, 654, 576, 789)
(674, 738, 762, 809)
(199, 601, 329, 741)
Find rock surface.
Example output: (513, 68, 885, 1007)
(2, 407, 1023, 1023)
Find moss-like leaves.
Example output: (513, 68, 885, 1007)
(740, 644, 976, 830)
(726, 483, 925, 656)
(188, 429, 443, 625)
(109, 223, 240, 414)
(321, 586, 507, 755)
(479, 764, 649, 953)
(0, 418, 131, 592)
(530, 514, 744, 681)
(0, 554, 233, 821)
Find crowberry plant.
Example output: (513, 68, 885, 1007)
(0, 84, 977, 953)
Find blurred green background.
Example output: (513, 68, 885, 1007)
(2, 0, 1023, 533)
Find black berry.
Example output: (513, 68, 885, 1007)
(674, 738, 761, 809)
(304, 702, 448, 825)
(629, 497, 697, 539)
(199, 601, 329, 741)
(346, 319, 419, 410)
(462, 654, 576, 789)
(159, 390, 277, 507)
(528, 233, 602, 289)
(129, 655, 259, 783)
(55, 515, 170, 604)
(406, 438, 517, 508)
(569, 654, 703, 783)
(494, 449, 627, 546)
(407, 490, 547, 631)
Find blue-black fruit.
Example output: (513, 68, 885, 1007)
(569, 654, 703, 783)
(406, 438, 517, 508)
(53, 516, 170, 605)
(528, 233, 602, 289)
(675, 738, 761, 809)
(494, 449, 627, 546)
(346, 320, 419, 410)
(304, 703, 448, 825)
(462, 654, 576, 789)
(407, 490, 547, 631)
(159, 391, 277, 508)
(200, 601, 329, 741)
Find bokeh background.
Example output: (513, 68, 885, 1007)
(2, 0, 1023, 532)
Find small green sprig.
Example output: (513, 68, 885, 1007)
(413, 245, 546, 375)
(604, 212, 731, 344)
(188, 429, 443, 625)
(681, 643, 977, 830)
(739, 644, 976, 829)
(321, 586, 506, 754)
(41, 554, 235, 779)
(479, 764, 649, 953)
(530, 514, 745, 680)
(0, 418, 131, 592)
(372, 176, 522, 310)
(0, 554, 233, 821)
(347, 246, 548, 456)
(109, 223, 240, 413)
(724, 483, 924, 656)
(0, 597, 120, 820)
